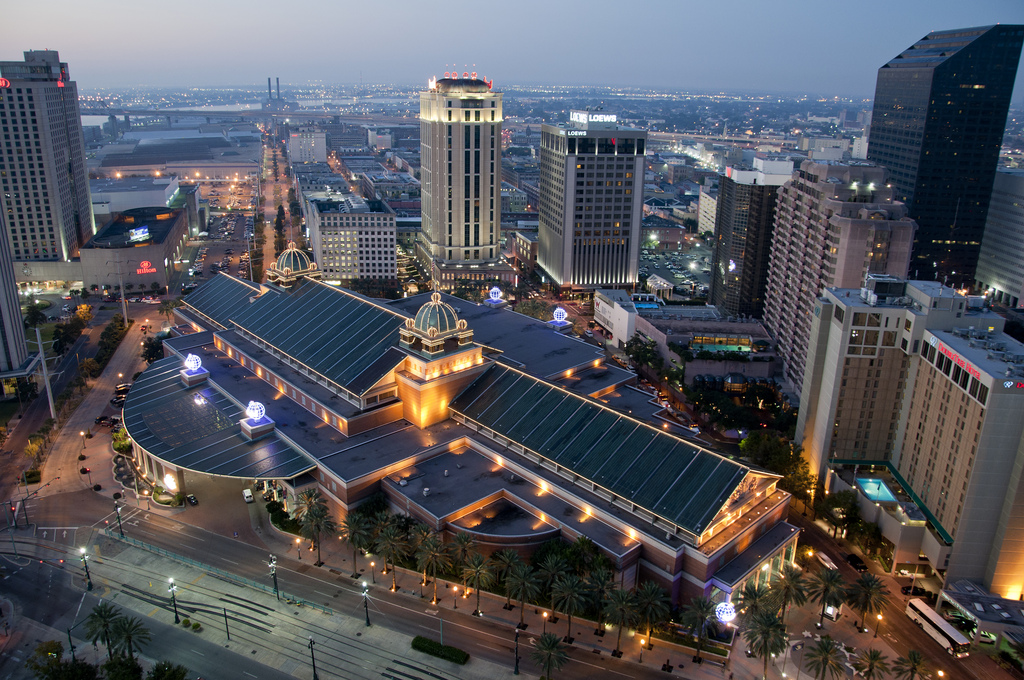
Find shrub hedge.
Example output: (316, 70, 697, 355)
(411, 636, 469, 665)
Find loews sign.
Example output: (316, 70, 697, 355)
(570, 111, 617, 125)
(136, 260, 157, 275)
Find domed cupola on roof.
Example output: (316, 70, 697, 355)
(266, 242, 321, 289)
(400, 291, 474, 357)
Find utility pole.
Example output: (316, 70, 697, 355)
(114, 500, 124, 537)
(308, 637, 320, 680)
(34, 327, 56, 419)
(268, 555, 279, 600)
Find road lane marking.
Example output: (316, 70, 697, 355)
(190, 650, 205, 656)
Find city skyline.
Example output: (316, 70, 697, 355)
(6, 0, 1024, 98)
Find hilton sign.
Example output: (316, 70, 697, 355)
(136, 260, 157, 275)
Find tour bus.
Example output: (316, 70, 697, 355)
(905, 598, 970, 658)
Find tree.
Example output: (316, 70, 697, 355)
(450, 531, 476, 591)
(157, 299, 182, 324)
(416, 536, 450, 604)
(737, 581, 772, 624)
(339, 513, 372, 578)
(536, 552, 568, 617)
(492, 548, 523, 608)
(463, 552, 495, 616)
(587, 568, 615, 630)
(78, 358, 101, 379)
(774, 564, 808, 627)
(847, 572, 889, 630)
(635, 581, 670, 642)
(853, 649, 891, 680)
(102, 654, 143, 680)
(739, 433, 814, 503)
(299, 503, 337, 567)
(506, 563, 541, 627)
(623, 333, 663, 375)
(140, 337, 163, 364)
(892, 651, 927, 680)
(407, 524, 435, 595)
(604, 588, 637, 655)
(146, 661, 190, 680)
(376, 524, 408, 591)
(24, 303, 47, 329)
(530, 632, 568, 680)
(679, 596, 719, 663)
(552, 574, 587, 644)
(85, 602, 122, 659)
(744, 610, 789, 680)
(26, 640, 67, 679)
(76, 305, 93, 324)
(808, 568, 847, 628)
(515, 299, 552, 321)
(805, 635, 845, 680)
(110, 616, 151, 662)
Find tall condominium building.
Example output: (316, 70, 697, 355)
(537, 111, 646, 294)
(418, 73, 513, 288)
(764, 161, 916, 389)
(0, 212, 33, 377)
(867, 25, 1024, 287)
(288, 127, 327, 164)
(304, 192, 397, 282)
(975, 169, 1024, 307)
(709, 156, 793, 318)
(0, 50, 93, 262)
(802, 277, 1024, 598)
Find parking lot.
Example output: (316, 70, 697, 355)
(639, 239, 713, 297)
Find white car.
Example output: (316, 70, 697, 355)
(242, 489, 254, 503)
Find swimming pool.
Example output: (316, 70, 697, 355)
(856, 477, 898, 503)
(635, 303, 660, 309)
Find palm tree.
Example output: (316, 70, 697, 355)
(530, 632, 569, 679)
(84, 601, 122, 659)
(847, 572, 889, 630)
(587, 568, 615, 632)
(339, 513, 372, 578)
(808, 568, 847, 628)
(110, 616, 151, 662)
(604, 588, 638, 655)
(408, 525, 435, 593)
(804, 635, 845, 680)
(743, 610, 789, 680)
(567, 535, 599, 576)
(416, 537, 450, 603)
(299, 504, 337, 567)
(737, 581, 772, 624)
(293, 489, 326, 523)
(892, 650, 927, 680)
(492, 548, 522, 609)
(635, 581, 670, 643)
(376, 524, 408, 591)
(537, 552, 568, 618)
(463, 552, 495, 616)
(679, 596, 719, 664)
(774, 564, 808, 627)
(1010, 637, 1024, 664)
(451, 532, 476, 592)
(506, 563, 541, 627)
(157, 298, 182, 324)
(853, 648, 891, 680)
(552, 574, 587, 644)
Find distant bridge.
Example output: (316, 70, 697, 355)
(80, 108, 416, 125)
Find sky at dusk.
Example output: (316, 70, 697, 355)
(6, 0, 1024, 99)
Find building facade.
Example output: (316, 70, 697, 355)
(0, 50, 93, 262)
(867, 25, 1024, 287)
(537, 112, 646, 295)
(764, 160, 916, 389)
(288, 128, 327, 164)
(418, 74, 513, 287)
(305, 194, 397, 282)
(709, 156, 793, 318)
(975, 170, 1024, 307)
(0, 212, 35, 379)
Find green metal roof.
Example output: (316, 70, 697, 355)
(229, 279, 408, 394)
(182, 273, 267, 330)
(450, 363, 751, 536)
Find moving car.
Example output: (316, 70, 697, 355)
(846, 553, 868, 572)
(110, 396, 125, 406)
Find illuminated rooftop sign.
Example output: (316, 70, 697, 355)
(571, 111, 617, 125)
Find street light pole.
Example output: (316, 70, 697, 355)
(268, 555, 280, 600)
(513, 629, 520, 675)
(362, 582, 371, 627)
(308, 636, 320, 680)
(114, 500, 124, 538)
(370, 560, 376, 584)
(168, 578, 180, 623)
(875, 613, 883, 638)
(79, 547, 92, 591)
(640, 638, 646, 663)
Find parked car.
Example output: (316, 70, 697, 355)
(979, 631, 997, 644)
(242, 488, 254, 503)
(95, 415, 111, 424)
(845, 553, 868, 572)
(186, 494, 198, 506)
(901, 585, 929, 597)
(110, 396, 125, 406)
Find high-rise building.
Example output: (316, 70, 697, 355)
(537, 111, 646, 294)
(867, 25, 1024, 287)
(709, 156, 793, 318)
(305, 193, 397, 283)
(975, 169, 1024, 308)
(418, 73, 513, 288)
(0, 212, 33, 377)
(288, 127, 327, 164)
(764, 160, 916, 389)
(0, 50, 93, 262)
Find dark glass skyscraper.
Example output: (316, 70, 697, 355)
(867, 25, 1024, 288)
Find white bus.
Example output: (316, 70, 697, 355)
(905, 599, 970, 658)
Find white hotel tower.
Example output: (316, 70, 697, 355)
(418, 72, 513, 288)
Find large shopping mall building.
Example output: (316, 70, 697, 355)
(122, 247, 799, 607)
